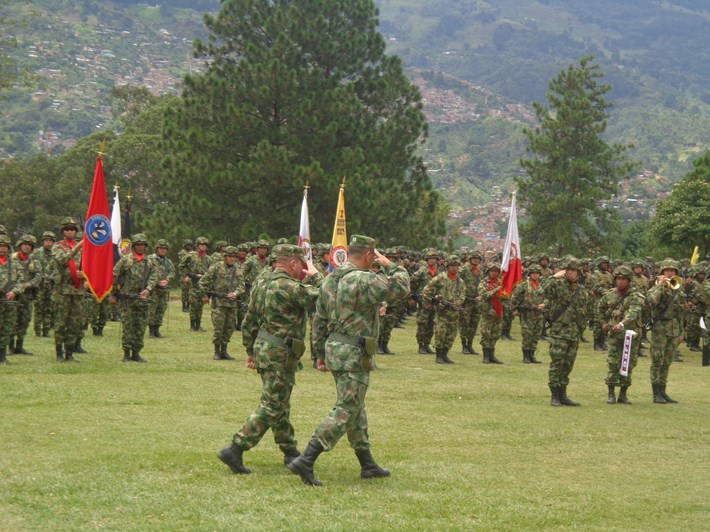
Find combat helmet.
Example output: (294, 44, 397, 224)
(155, 239, 170, 249)
(256, 238, 270, 248)
(595, 255, 610, 266)
(657, 258, 680, 274)
(42, 231, 57, 241)
(613, 265, 633, 279)
(0, 234, 12, 246)
(195, 236, 209, 245)
(16, 234, 37, 248)
(560, 256, 582, 271)
(224, 246, 238, 256)
(214, 240, 228, 249)
(446, 254, 461, 267)
(486, 262, 501, 272)
(60, 217, 79, 230)
(237, 243, 249, 252)
(183, 239, 194, 247)
(131, 233, 149, 246)
(527, 263, 542, 274)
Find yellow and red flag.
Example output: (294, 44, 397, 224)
(82, 156, 114, 301)
(329, 180, 348, 271)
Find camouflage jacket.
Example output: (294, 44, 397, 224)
(242, 268, 323, 372)
(112, 253, 159, 299)
(510, 278, 545, 320)
(587, 270, 614, 298)
(179, 251, 212, 286)
(243, 255, 269, 287)
(409, 264, 441, 299)
(685, 279, 706, 316)
(12, 251, 42, 300)
(199, 261, 245, 308)
(631, 274, 650, 293)
(0, 255, 24, 299)
(645, 283, 686, 337)
(32, 247, 54, 288)
(421, 271, 464, 310)
(149, 254, 175, 289)
(542, 277, 590, 341)
(312, 261, 410, 370)
(478, 277, 506, 318)
(51, 239, 84, 296)
(459, 263, 483, 298)
(596, 286, 645, 336)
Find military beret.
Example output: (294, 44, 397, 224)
(272, 244, 305, 259)
(350, 234, 375, 248)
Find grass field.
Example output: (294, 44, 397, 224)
(2, 297, 708, 530)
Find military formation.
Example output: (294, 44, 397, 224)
(2, 220, 709, 484)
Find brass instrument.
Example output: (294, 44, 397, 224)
(665, 275, 683, 290)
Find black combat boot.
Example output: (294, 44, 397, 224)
(689, 341, 701, 352)
(442, 348, 454, 364)
(549, 384, 561, 406)
(529, 350, 541, 364)
(673, 351, 683, 362)
(218, 443, 251, 474)
(8, 336, 15, 353)
(131, 350, 147, 363)
(418, 343, 429, 354)
(96, 326, 104, 337)
(501, 328, 513, 340)
(617, 386, 631, 404)
(488, 349, 503, 365)
(35, 329, 42, 337)
(482, 348, 492, 364)
(43, 328, 51, 338)
(122, 348, 132, 362)
(523, 349, 532, 364)
(56, 344, 64, 362)
(74, 338, 87, 354)
(153, 325, 162, 338)
(355, 449, 391, 479)
(190, 319, 197, 332)
(660, 385, 677, 404)
(283, 449, 301, 466)
(220, 344, 235, 361)
(607, 385, 616, 404)
(64, 345, 78, 362)
(376, 342, 385, 355)
(287, 440, 324, 486)
(652, 383, 666, 404)
(0, 347, 8, 364)
(381, 342, 394, 355)
(579, 333, 588, 343)
(92, 326, 100, 336)
(213, 344, 222, 360)
(559, 386, 580, 406)
(462, 338, 473, 355)
(469, 340, 480, 355)
(435, 348, 447, 365)
(182, 301, 189, 313)
(14, 337, 32, 355)
(148, 325, 156, 338)
(195, 318, 206, 332)
(593, 338, 604, 351)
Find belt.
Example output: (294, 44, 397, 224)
(328, 332, 361, 347)
(257, 329, 288, 348)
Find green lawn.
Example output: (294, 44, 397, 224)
(2, 298, 708, 530)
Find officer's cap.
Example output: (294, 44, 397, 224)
(272, 244, 305, 259)
(349, 235, 376, 248)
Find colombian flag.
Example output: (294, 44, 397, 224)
(329, 181, 348, 271)
(501, 191, 523, 300)
(82, 156, 114, 301)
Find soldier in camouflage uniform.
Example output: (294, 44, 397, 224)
(210, 240, 228, 263)
(459, 250, 484, 354)
(177, 239, 193, 312)
(199, 246, 245, 360)
(684, 265, 706, 352)
(233, 242, 251, 330)
(51, 217, 85, 362)
(86, 296, 109, 337)
(411, 249, 441, 354)
(110, 234, 159, 363)
(180, 236, 212, 331)
(0, 235, 23, 364)
(511, 263, 545, 364)
(288, 235, 409, 486)
(422, 255, 464, 364)
(218, 244, 322, 474)
(587, 256, 614, 351)
(148, 239, 175, 338)
(376, 247, 408, 355)
(596, 265, 645, 404)
(542, 257, 590, 406)
(478, 263, 506, 364)
(243, 238, 270, 294)
(32, 231, 55, 337)
(645, 259, 686, 404)
(630, 259, 651, 356)
(10, 235, 41, 355)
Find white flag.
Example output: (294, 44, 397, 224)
(110, 187, 121, 246)
(298, 187, 312, 261)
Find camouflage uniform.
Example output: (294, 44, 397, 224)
(222, 245, 322, 472)
(587, 257, 614, 350)
(0, 236, 23, 364)
(112, 234, 159, 362)
(199, 247, 245, 360)
(645, 259, 686, 403)
(542, 258, 590, 406)
(86, 297, 109, 336)
(32, 231, 55, 337)
(180, 237, 212, 331)
(411, 250, 441, 353)
(148, 240, 175, 338)
(478, 263, 506, 364)
(287, 236, 409, 486)
(421, 255, 464, 364)
(11, 235, 42, 354)
(596, 266, 645, 403)
(459, 253, 483, 354)
(177, 240, 193, 312)
(684, 267, 706, 352)
(510, 264, 545, 363)
(51, 218, 85, 362)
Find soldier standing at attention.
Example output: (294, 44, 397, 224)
(199, 246, 245, 361)
(0, 234, 23, 365)
(218, 244, 322, 474)
(180, 236, 212, 332)
(588, 256, 614, 351)
(177, 239, 193, 312)
(478, 263, 506, 364)
(511, 263, 545, 364)
(542, 257, 589, 406)
(411, 249, 441, 354)
(33, 231, 55, 337)
(288, 235, 409, 486)
(10, 235, 41, 355)
(596, 265, 645, 404)
(459, 250, 484, 355)
(51, 217, 84, 362)
(110, 234, 158, 363)
(421, 255, 464, 364)
(645, 259, 686, 404)
(148, 239, 175, 338)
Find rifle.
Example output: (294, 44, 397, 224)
(115, 292, 151, 302)
(433, 296, 463, 312)
(204, 289, 246, 311)
(0, 294, 17, 305)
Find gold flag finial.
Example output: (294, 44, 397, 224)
(97, 141, 107, 158)
(113, 183, 120, 192)
(304, 181, 310, 192)
(340, 176, 347, 189)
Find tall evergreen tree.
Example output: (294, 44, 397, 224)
(152, 0, 445, 246)
(516, 56, 637, 256)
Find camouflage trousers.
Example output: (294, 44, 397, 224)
(33, 287, 53, 334)
(181, 282, 190, 307)
(211, 304, 237, 346)
(685, 312, 702, 346)
(86, 297, 109, 329)
(433, 308, 460, 350)
(149, 288, 170, 327)
(649, 331, 676, 385)
(53, 293, 83, 347)
(547, 336, 580, 387)
(0, 302, 17, 350)
(605, 330, 639, 387)
(13, 297, 33, 338)
(121, 299, 150, 351)
(233, 370, 297, 453)
(502, 302, 514, 332)
(188, 285, 205, 322)
(416, 306, 435, 345)
(520, 315, 544, 351)
(459, 300, 481, 343)
(479, 312, 502, 349)
(378, 308, 397, 344)
(313, 370, 370, 452)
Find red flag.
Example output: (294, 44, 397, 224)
(82, 157, 114, 301)
(501, 191, 523, 298)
